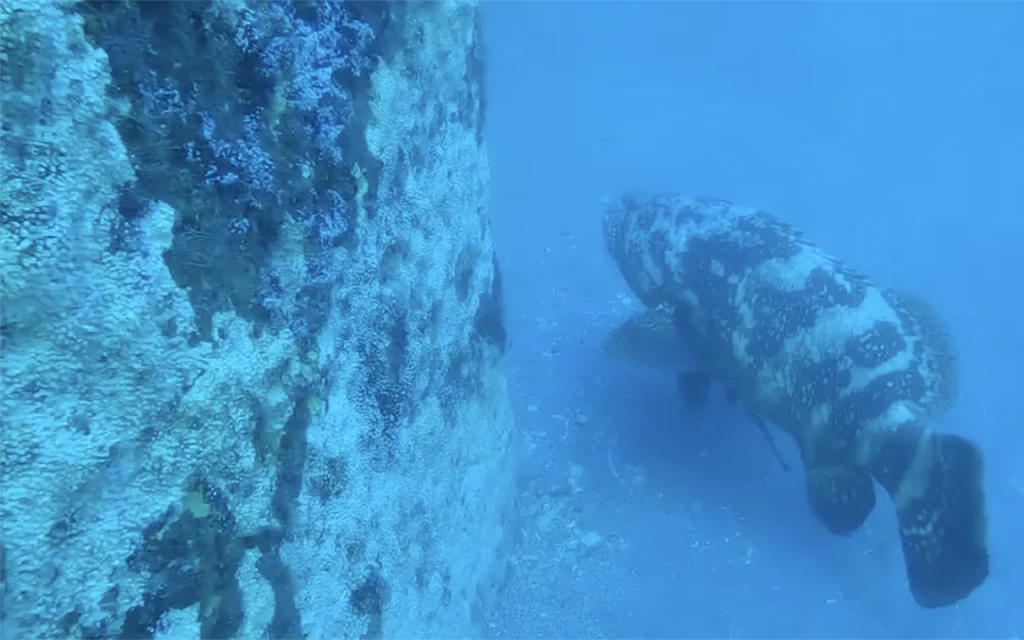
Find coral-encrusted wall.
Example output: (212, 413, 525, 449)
(0, 2, 516, 638)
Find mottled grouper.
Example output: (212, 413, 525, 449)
(601, 193, 988, 609)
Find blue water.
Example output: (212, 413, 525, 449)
(482, 2, 1023, 638)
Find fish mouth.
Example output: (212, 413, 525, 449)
(601, 194, 634, 262)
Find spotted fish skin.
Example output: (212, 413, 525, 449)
(602, 193, 988, 609)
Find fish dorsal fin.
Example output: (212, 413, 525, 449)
(883, 288, 959, 419)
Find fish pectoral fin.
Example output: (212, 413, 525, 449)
(602, 307, 686, 370)
(804, 463, 876, 536)
(868, 424, 988, 608)
(677, 371, 712, 408)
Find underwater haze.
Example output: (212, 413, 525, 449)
(483, 1, 1023, 638)
(1, 1, 1022, 638)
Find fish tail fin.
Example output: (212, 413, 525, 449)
(868, 422, 988, 608)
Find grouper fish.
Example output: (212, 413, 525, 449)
(601, 193, 987, 609)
